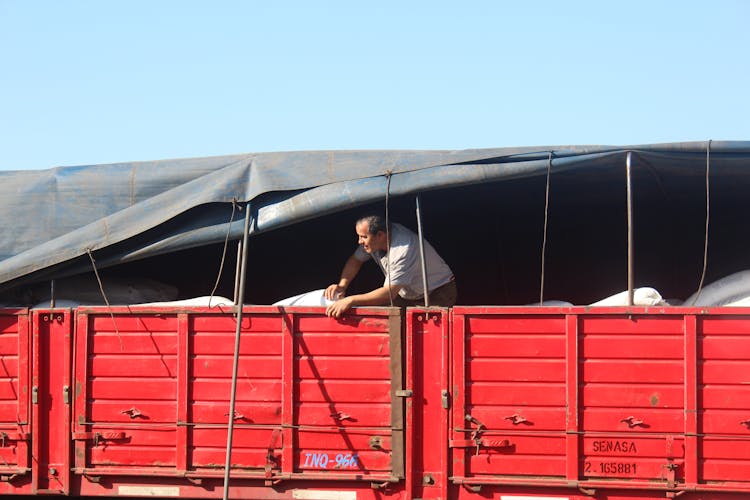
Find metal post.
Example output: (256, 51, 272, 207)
(223, 203, 252, 500)
(233, 240, 242, 304)
(50, 279, 56, 308)
(415, 195, 430, 307)
(626, 152, 634, 306)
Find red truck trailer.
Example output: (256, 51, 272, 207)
(1, 143, 750, 499)
(2, 304, 750, 499)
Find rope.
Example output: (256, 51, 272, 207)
(86, 249, 124, 351)
(209, 199, 238, 307)
(691, 140, 712, 306)
(540, 152, 552, 305)
(384, 171, 394, 307)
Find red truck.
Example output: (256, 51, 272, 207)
(0, 142, 749, 499)
(1, 303, 750, 500)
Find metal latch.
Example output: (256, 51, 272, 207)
(121, 407, 143, 419)
(369, 436, 383, 450)
(63, 386, 70, 405)
(0, 432, 30, 447)
(72, 431, 127, 446)
(441, 389, 450, 409)
(450, 438, 512, 449)
(504, 413, 528, 425)
(620, 416, 645, 428)
(395, 389, 413, 397)
(32, 387, 38, 405)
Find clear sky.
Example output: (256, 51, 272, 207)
(1, 1, 748, 171)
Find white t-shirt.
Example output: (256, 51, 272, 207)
(354, 223, 453, 300)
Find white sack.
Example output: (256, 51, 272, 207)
(684, 270, 750, 306)
(591, 287, 664, 306)
(723, 296, 750, 307)
(136, 296, 234, 307)
(524, 300, 574, 307)
(273, 289, 333, 306)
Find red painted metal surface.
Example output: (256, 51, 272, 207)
(408, 310, 449, 500)
(71, 306, 405, 493)
(32, 310, 72, 494)
(0, 309, 31, 494)
(450, 306, 750, 498)
(2, 305, 750, 499)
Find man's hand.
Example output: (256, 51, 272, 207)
(326, 296, 354, 318)
(324, 284, 345, 301)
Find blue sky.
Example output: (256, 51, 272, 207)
(1, 1, 748, 171)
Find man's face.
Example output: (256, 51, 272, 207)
(356, 221, 387, 254)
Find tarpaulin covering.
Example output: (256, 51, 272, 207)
(1, 142, 749, 290)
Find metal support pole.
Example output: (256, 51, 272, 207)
(233, 240, 242, 304)
(50, 279, 56, 308)
(415, 195, 430, 307)
(223, 203, 252, 500)
(626, 152, 634, 306)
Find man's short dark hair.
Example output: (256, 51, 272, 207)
(356, 214, 388, 235)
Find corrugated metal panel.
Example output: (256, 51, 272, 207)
(450, 307, 750, 494)
(71, 306, 404, 483)
(0, 309, 30, 488)
(451, 311, 568, 480)
(579, 314, 685, 483)
(699, 315, 750, 483)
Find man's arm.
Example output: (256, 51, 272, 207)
(325, 284, 403, 318)
(324, 253, 365, 300)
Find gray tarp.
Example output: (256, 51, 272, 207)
(1, 141, 749, 289)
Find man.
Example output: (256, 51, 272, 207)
(325, 214, 456, 318)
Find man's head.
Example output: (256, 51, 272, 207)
(355, 214, 389, 254)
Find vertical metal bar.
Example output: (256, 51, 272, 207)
(388, 311, 405, 479)
(404, 312, 415, 498)
(50, 280, 56, 308)
(223, 203, 252, 500)
(233, 240, 242, 304)
(415, 195, 430, 307)
(439, 310, 449, 500)
(176, 314, 189, 473)
(626, 152, 634, 306)
(565, 314, 580, 480)
(72, 312, 89, 470)
(684, 314, 699, 485)
(280, 313, 294, 474)
(450, 311, 468, 481)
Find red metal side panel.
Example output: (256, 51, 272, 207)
(699, 314, 750, 484)
(291, 311, 402, 480)
(0, 309, 31, 493)
(32, 310, 73, 495)
(579, 314, 686, 483)
(409, 310, 449, 500)
(72, 310, 181, 475)
(451, 309, 568, 481)
(72, 306, 405, 491)
(450, 307, 750, 499)
(188, 312, 283, 473)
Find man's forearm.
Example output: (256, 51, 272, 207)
(348, 285, 400, 306)
(326, 284, 402, 318)
(338, 255, 363, 289)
